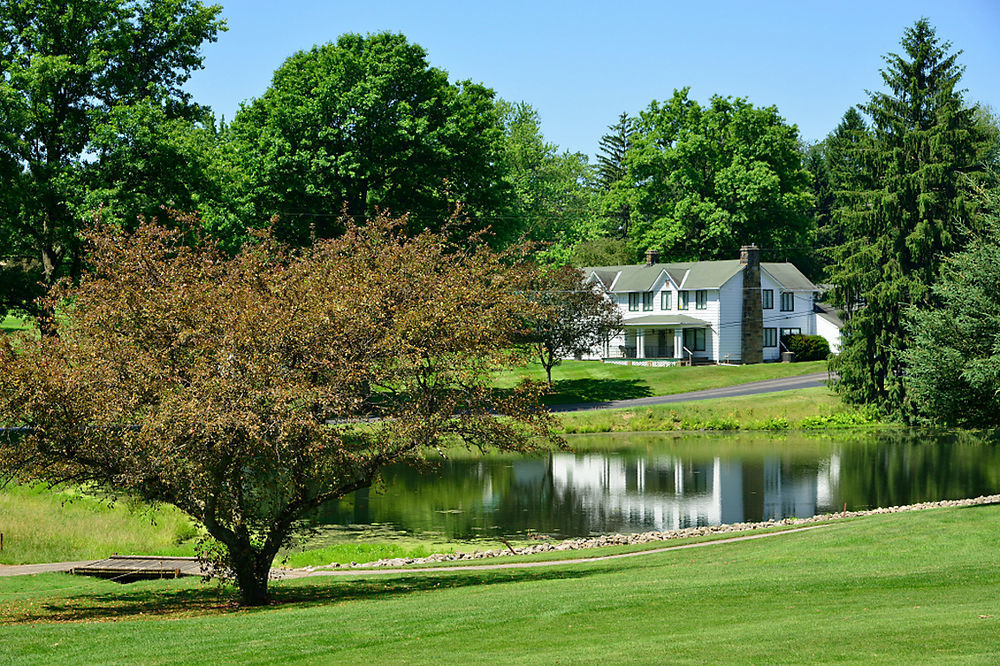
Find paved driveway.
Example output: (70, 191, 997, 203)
(549, 371, 831, 413)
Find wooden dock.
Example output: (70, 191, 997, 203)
(70, 555, 203, 582)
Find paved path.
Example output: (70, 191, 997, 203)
(549, 371, 831, 412)
(2, 525, 829, 579)
(288, 524, 830, 579)
(0, 561, 94, 577)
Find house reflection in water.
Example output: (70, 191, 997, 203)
(545, 453, 842, 530)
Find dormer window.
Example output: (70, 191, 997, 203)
(628, 293, 640, 311)
(661, 291, 671, 310)
(642, 291, 654, 311)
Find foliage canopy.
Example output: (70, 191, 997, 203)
(0, 0, 225, 321)
(904, 192, 1000, 427)
(0, 215, 558, 605)
(623, 89, 814, 262)
(520, 266, 623, 384)
(829, 19, 994, 413)
(225, 32, 510, 246)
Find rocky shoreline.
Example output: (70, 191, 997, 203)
(307, 494, 1000, 571)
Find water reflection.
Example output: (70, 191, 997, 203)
(309, 431, 1000, 539)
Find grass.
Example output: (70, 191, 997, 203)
(0, 484, 198, 565)
(497, 358, 829, 404)
(556, 386, 884, 433)
(2, 505, 999, 663)
(0, 486, 538, 568)
(0, 314, 32, 333)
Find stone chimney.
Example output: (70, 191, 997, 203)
(740, 245, 763, 364)
(645, 249, 659, 266)
(740, 245, 759, 266)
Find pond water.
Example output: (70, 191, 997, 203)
(308, 431, 1000, 540)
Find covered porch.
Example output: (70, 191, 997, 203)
(607, 315, 712, 365)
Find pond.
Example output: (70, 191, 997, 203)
(308, 431, 1000, 540)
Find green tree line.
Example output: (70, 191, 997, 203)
(2, 5, 999, 424)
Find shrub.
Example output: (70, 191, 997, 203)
(798, 411, 878, 428)
(783, 334, 830, 361)
(748, 416, 790, 430)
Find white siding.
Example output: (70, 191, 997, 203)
(760, 271, 816, 361)
(717, 274, 744, 362)
(816, 315, 842, 353)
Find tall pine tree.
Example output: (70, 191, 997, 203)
(595, 112, 634, 239)
(830, 19, 991, 413)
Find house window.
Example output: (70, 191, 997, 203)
(678, 290, 690, 310)
(780, 327, 802, 343)
(763, 328, 777, 348)
(695, 290, 707, 310)
(661, 291, 671, 310)
(642, 291, 654, 311)
(683, 328, 706, 352)
(628, 293, 639, 311)
(780, 292, 794, 311)
(762, 289, 773, 309)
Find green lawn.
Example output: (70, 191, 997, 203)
(498, 359, 829, 404)
(3, 505, 999, 663)
(0, 314, 32, 332)
(557, 386, 881, 433)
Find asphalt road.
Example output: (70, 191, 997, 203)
(549, 371, 832, 413)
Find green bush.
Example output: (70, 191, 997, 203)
(783, 334, 830, 361)
(798, 411, 878, 428)
(747, 416, 790, 430)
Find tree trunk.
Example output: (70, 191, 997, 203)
(229, 544, 274, 606)
(37, 244, 60, 337)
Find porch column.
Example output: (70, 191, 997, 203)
(674, 329, 683, 358)
(637, 328, 646, 359)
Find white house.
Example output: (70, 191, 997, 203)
(581, 246, 841, 365)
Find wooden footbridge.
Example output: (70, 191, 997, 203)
(70, 555, 203, 582)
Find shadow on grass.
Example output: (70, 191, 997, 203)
(543, 378, 653, 405)
(5, 567, 597, 625)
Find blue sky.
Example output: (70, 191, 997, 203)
(184, 1, 1000, 157)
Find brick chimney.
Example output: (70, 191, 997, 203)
(644, 249, 659, 266)
(740, 245, 763, 364)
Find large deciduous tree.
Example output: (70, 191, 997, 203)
(624, 89, 814, 261)
(829, 19, 994, 412)
(225, 32, 510, 245)
(0, 0, 225, 327)
(0, 216, 558, 606)
(522, 266, 622, 385)
(496, 100, 602, 264)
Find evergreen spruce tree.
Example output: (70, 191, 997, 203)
(830, 19, 991, 413)
(595, 112, 635, 238)
(821, 108, 871, 252)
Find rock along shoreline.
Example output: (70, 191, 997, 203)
(306, 494, 1000, 571)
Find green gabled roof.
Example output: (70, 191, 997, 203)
(761, 263, 816, 291)
(678, 260, 742, 289)
(620, 314, 711, 326)
(582, 259, 817, 293)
